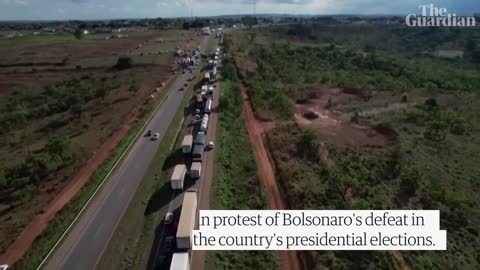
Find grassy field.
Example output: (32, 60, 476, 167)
(229, 24, 480, 270)
(12, 74, 178, 270)
(0, 30, 196, 265)
(205, 61, 280, 270)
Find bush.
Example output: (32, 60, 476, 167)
(114, 56, 133, 70)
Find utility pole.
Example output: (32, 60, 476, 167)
(254, 0, 256, 18)
(190, 0, 193, 20)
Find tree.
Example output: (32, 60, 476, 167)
(297, 128, 319, 160)
(424, 120, 448, 142)
(128, 83, 139, 96)
(241, 16, 257, 27)
(114, 56, 133, 70)
(95, 87, 108, 101)
(74, 28, 84, 40)
(45, 136, 72, 164)
(400, 166, 421, 196)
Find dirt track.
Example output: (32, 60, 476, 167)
(240, 83, 302, 270)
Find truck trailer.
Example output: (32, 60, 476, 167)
(204, 72, 210, 83)
(200, 114, 209, 132)
(170, 252, 190, 270)
(176, 190, 198, 249)
(171, 165, 186, 190)
(181, 135, 193, 154)
(205, 98, 212, 114)
(190, 162, 202, 179)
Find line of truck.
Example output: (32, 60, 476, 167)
(167, 32, 224, 270)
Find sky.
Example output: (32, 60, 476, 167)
(0, 0, 479, 21)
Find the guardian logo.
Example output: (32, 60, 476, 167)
(406, 4, 476, 27)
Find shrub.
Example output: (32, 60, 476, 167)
(114, 56, 133, 70)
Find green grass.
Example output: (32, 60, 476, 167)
(205, 75, 280, 269)
(230, 25, 480, 270)
(12, 74, 178, 270)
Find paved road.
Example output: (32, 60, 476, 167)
(44, 35, 211, 270)
(148, 37, 222, 270)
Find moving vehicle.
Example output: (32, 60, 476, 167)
(145, 130, 152, 137)
(152, 133, 160, 140)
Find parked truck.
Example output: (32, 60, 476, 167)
(191, 162, 202, 179)
(205, 98, 212, 114)
(171, 165, 186, 190)
(181, 135, 193, 154)
(176, 190, 197, 249)
(170, 252, 190, 270)
(200, 114, 209, 132)
(204, 72, 210, 83)
(201, 85, 208, 99)
(195, 94, 203, 105)
(212, 67, 217, 81)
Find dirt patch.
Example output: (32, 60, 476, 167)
(294, 87, 395, 146)
(0, 112, 139, 266)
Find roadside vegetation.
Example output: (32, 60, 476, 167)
(230, 24, 480, 269)
(206, 59, 280, 270)
(0, 30, 191, 265)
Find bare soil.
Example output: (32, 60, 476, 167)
(294, 87, 396, 146)
(240, 82, 302, 270)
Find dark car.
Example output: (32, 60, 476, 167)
(145, 130, 152, 137)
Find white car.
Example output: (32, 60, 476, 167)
(152, 133, 160, 140)
(206, 141, 215, 150)
(0, 265, 9, 270)
(164, 212, 174, 224)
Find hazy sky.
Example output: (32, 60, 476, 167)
(0, 0, 479, 21)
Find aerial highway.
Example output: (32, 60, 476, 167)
(43, 35, 211, 270)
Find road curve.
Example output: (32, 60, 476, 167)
(43, 35, 210, 270)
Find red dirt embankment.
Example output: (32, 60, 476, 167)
(240, 83, 302, 270)
(0, 114, 139, 266)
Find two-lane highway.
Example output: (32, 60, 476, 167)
(44, 35, 211, 270)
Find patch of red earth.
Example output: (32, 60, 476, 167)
(294, 87, 395, 147)
(0, 112, 139, 266)
(240, 82, 302, 270)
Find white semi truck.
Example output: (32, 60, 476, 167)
(176, 190, 197, 249)
(170, 252, 189, 270)
(171, 165, 186, 190)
